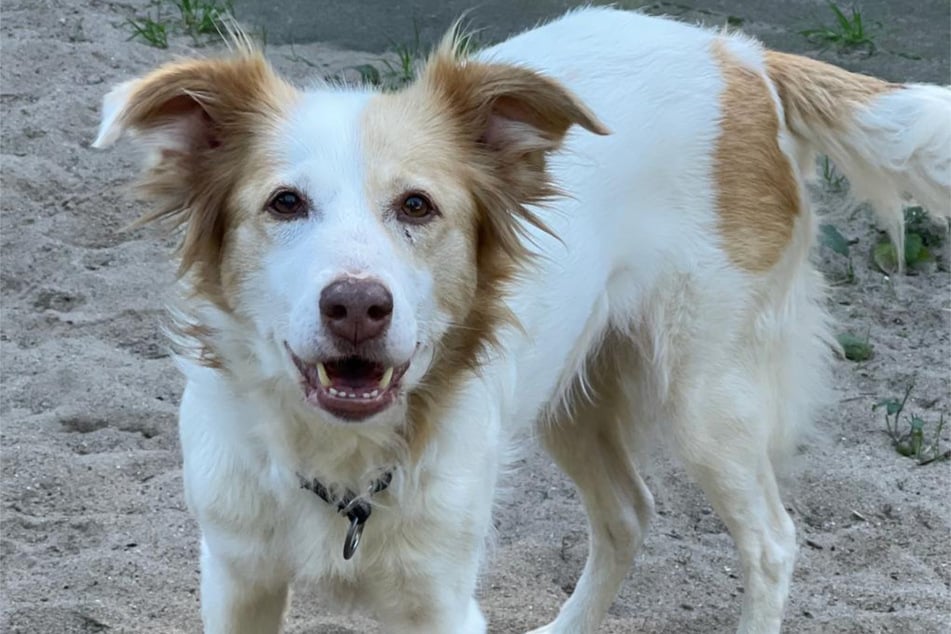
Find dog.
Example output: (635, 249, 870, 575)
(93, 7, 950, 633)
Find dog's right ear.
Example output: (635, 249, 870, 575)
(92, 54, 296, 291)
(92, 53, 293, 160)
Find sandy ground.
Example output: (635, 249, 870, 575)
(2, 1, 949, 632)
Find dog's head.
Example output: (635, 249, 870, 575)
(94, 36, 605, 433)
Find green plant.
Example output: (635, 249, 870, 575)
(874, 385, 949, 465)
(818, 223, 855, 283)
(801, 2, 876, 52)
(126, 0, 233, 48)
(380, 22, 424, 88)
(126, 5, 169, 49)
(836, 330, 871, 361)
(872, 207, 942, 275)
(315, 22, 488, 91)
(174, 0, 232, 41)
(322, 24, 427, 90)
(820, 156, 846, 192)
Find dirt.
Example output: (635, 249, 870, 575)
(1, 1, 948, 632)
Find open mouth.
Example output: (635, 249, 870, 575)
(288, 347, 410, 421)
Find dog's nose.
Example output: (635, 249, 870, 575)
(319, 277, 393, 345)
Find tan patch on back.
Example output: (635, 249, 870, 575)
(764, 51, 895, 133)
(713, 41, 801, 272)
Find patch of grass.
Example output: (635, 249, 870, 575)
(874, 385, 949, 465)
(801, 2, 876, 53)
(126, 0, 233, 48)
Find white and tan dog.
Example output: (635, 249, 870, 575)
(94, 7, 950, 633)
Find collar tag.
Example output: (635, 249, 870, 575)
(343, 513, 365, 560)
(298, 471, 393, 560)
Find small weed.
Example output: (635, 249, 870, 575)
(353, 64, 383, 87)
(820, 156, 847, 192)
(874, 385, 949, 465)
(127, 5, 169, 49)
(818, 223, 855, 283)
(836, 330, 872, 361)
(322, 23, 427, 90)
(801, 2, 876, 53)
(174, 0, 232, 40)
(872, 207, 943, 275)
(126, 0, 233, 48)
(381, 22, 424, 88)
(313, 22, 489, 91)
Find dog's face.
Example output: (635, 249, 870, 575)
(95, 40, 605, 428)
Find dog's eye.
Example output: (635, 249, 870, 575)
(398, 193, 437, 224)
(267, 189, 308, 219)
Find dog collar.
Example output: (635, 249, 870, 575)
(298, 471, 393, 560)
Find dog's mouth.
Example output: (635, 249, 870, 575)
(288, 347, 410, 421)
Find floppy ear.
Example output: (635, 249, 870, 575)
(93, 53, 292, 155)
(421, 40, 608, 158)
(419, 36, 608, 262)
(92, 53, 294, 293)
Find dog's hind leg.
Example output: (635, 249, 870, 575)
(670, 373, 798, 634)
(528, 333, 654, 634)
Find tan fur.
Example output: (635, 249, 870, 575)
(712, 41, 801, 272)
(358, 33, 606, 456)
(106, 51, 297, 366)
(117, 52, 297, 306)
(541, 328, 653, 620)
(764, 50, 896, 134)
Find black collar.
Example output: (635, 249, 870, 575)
(298, 471, 393, 560)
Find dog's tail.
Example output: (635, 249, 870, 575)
(765, 52, 950, 261)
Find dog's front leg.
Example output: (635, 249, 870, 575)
(370, 467, 498, 633)
(383, 595, 486, 634)
(199, 537, 290, 634)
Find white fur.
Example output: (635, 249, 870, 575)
(783, 81, 951, 265)
(96, 7, 951, 634)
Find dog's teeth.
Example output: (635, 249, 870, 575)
(316, 363, 331, 387)
(348, 392, 356, 399)
(329, 387, 339, 396)
(378, 367, 394, 390)
(362, 392, 371, 399)
(370, 389, 379, 398)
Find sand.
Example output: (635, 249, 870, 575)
(1, 1, 949, 632)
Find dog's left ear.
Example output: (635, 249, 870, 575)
(421, 42, 609, 162)
(420, 39, 608, 261)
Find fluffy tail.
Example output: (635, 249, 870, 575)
(766, 51, 951, 259)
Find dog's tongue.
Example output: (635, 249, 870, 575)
(325, 357, 384, 390)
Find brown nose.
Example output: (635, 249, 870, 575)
(319, 277, 393, 345)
